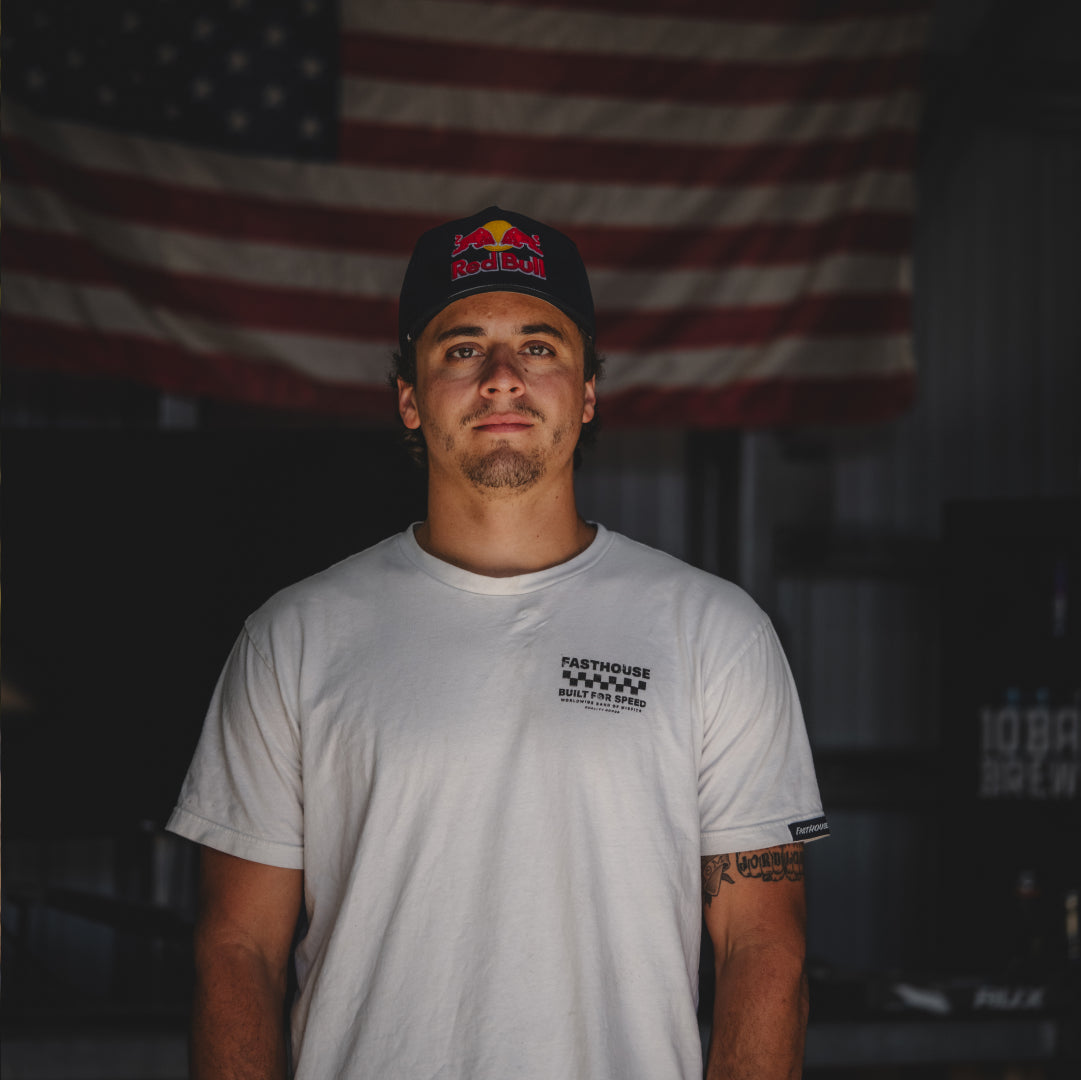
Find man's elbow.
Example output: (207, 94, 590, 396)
(716, 936, 808, 1010)
(193, 925, 289, 1004)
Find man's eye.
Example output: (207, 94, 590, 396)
(525, 343, 553, 356)
(447, 345, 480, 360)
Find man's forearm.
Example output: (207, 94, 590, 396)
(705, 945, 809, 1080)
(191, 942, 289, 1080)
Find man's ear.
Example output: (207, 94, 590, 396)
(397, 378, 421, 430)
(581, 377, 597, 424)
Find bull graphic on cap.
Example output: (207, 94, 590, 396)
(450, 219, 545, 258)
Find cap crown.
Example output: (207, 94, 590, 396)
(398, 206, 595, 351)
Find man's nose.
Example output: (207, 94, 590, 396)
(480, 346, 524, 396)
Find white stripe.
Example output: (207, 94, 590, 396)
(8, 182, 909, 308)
(6, 274, 911, 390)
(592, 255, 910, 310)
(5, 103, 913, 228)
(5, 182, 409, 296)
(343, 76, 920, 145)
(343, 1, 928, 62)
(3, 273, 389, 386)
(601, 336, 914, 389)
(294, 167, 915, 231)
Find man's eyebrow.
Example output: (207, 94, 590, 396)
(433, 322, 568, 343)
(434, 324, 485, 343)
(518, 322, 566, 341)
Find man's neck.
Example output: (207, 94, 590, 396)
(415, 473, 595, 578)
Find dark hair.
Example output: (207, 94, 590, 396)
(388, 328, 604, 470)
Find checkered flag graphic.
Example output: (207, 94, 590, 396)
(562, 669, 647, 696)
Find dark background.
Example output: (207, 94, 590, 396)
(1, 429, 427, 836)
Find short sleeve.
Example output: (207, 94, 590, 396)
(166, 623, 304, 869)
(699, 618, 828, 855)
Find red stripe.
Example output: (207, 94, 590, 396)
(5, 227, 394, 340)
(600, 372, 916, 427)
(597, 294, 910, 351)
(468, 0, 931, 21)
(9, 224, 908, 350)
(340, 121, 917, 185)
(4, 317, 398, 421)
(7, 317, 914, 426)
(6, 139, 912, 268)
(559, 214, 914, 270)
(342, 31, 923, 105)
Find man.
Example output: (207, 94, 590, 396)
(168, 206, 829, 1079)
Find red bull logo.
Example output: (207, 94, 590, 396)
(450, 218, 546, 282)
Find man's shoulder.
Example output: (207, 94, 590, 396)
(595, 530, 768, 644)
(603, 530, 761, 605)
(246, 529, 410, 632)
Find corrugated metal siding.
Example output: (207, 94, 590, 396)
(833, 116, 1081, 534)
(575, 428, 688, 560)
(775, 577, 939, 749)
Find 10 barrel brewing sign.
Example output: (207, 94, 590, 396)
(979, 694, 1081, 801)
(942, 500, 1080, 972)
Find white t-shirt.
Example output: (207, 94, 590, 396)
(168, 524, 827, 1079)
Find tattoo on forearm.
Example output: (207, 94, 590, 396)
(735, 844, 804, 882)
(702, 853, 734, 907)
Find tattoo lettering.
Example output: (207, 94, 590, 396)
(735, 844, 804, 882)
(702, 853, 735, 907)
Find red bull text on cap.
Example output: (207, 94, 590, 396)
(450, 219, 547, 282)
(398, 206, 594, 352)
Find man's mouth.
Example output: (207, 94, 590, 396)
(468, 409, 541, 433)
(464, 406, 544, 432)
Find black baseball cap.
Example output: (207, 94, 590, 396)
(398, 206, 595, 352)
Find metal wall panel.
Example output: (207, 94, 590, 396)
(832, 114, 1081, 534)
(774, 577, 939, 750)
(575, 428, 688, 560)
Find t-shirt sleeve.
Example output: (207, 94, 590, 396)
(165, 622, 304, 869)
(699, 617, 828, 855)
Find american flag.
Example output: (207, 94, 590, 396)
(3, 0, 930, 426)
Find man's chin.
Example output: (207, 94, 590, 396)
(462, 446, 544, 491)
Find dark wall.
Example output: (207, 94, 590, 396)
(1, 429, 427, 836)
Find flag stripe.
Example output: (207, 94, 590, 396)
(605, 336, 912, 385)
(600, 375, 916, 427)
(4, 315, 395, 420)
(468, 0, 929, 23)
(338, 119, 917, 186)
(341, 32, 923, 106)
(3, 182, 402, 296)
(344, 3, 927, 62)
(6, 230, 381, 342)
(4, 274, 379, 385)
(340, 77, 920, 146)
(5, 187, 909, 309)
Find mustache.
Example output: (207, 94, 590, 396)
(460, 403, 545, 428)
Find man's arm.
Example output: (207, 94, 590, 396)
(191, 847, 304, 1080)
(701, 844, 809, 1080)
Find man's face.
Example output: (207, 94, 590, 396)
(397, 292, 596, 493)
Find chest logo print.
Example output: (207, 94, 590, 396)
(559, 655, 651, 714)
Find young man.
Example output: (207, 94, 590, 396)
(168, 207, 828, 1079)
